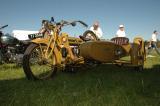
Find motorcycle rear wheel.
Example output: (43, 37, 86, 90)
(23, 43, 57, 80)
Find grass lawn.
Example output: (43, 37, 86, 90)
(0, 53, 160, 106)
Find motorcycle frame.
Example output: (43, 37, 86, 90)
(31, 26, 83, 68)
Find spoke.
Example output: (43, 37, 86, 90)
(28, 45, 56, 79)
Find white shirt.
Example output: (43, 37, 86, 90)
(116, 30, 126, 37)
(90, 26, 103, 38)
(152, 33, 157, 42)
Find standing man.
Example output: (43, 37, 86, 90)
(148, 30, 160, 55)
(90, 21, 103, 39)
(116, 25, 126, 37)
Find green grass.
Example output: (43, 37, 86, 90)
(0, 54, 160, 106)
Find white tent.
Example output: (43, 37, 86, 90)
(12, 30, 38, 40)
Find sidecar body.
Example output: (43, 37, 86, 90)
(79, 37, 146, 68)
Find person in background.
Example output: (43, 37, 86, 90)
(90, 21, 103, 39)
(148, 30, 160, 55)
(116, 25, 126, 37)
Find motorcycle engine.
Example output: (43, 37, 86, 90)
(6, 45, 24, 65)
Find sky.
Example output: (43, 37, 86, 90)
(0, 0, 160, 41)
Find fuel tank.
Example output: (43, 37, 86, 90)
(79, 41, 127, 62)
(1, 34, 19, 45)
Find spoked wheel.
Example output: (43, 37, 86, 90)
(23, 43, 57, 80)
(82, 30, 99, 41)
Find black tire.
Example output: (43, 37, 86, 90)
(23, 43, 57, 80)
(83, 30, 99, 41)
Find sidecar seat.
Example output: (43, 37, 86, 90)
(111, 37, 129, 45)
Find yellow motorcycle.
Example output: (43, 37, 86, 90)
(23, 18, 146, 80)
(23, 18, 88, 80)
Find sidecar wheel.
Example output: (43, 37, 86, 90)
(23, 43, 57, 80)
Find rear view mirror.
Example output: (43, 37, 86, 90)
(0, 25, 8, 30)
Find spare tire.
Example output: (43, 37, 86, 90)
(81, 30, 99, 41)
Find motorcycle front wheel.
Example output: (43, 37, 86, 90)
(23, 43, 57, 80)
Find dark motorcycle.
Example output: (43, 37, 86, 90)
(0, 25, 30, 65)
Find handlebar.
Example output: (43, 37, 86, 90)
(59, 20, 88, 28)
(42, 19, 88, 29)
(76, 21, 88, 27)
(0, 25, 8, 30)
